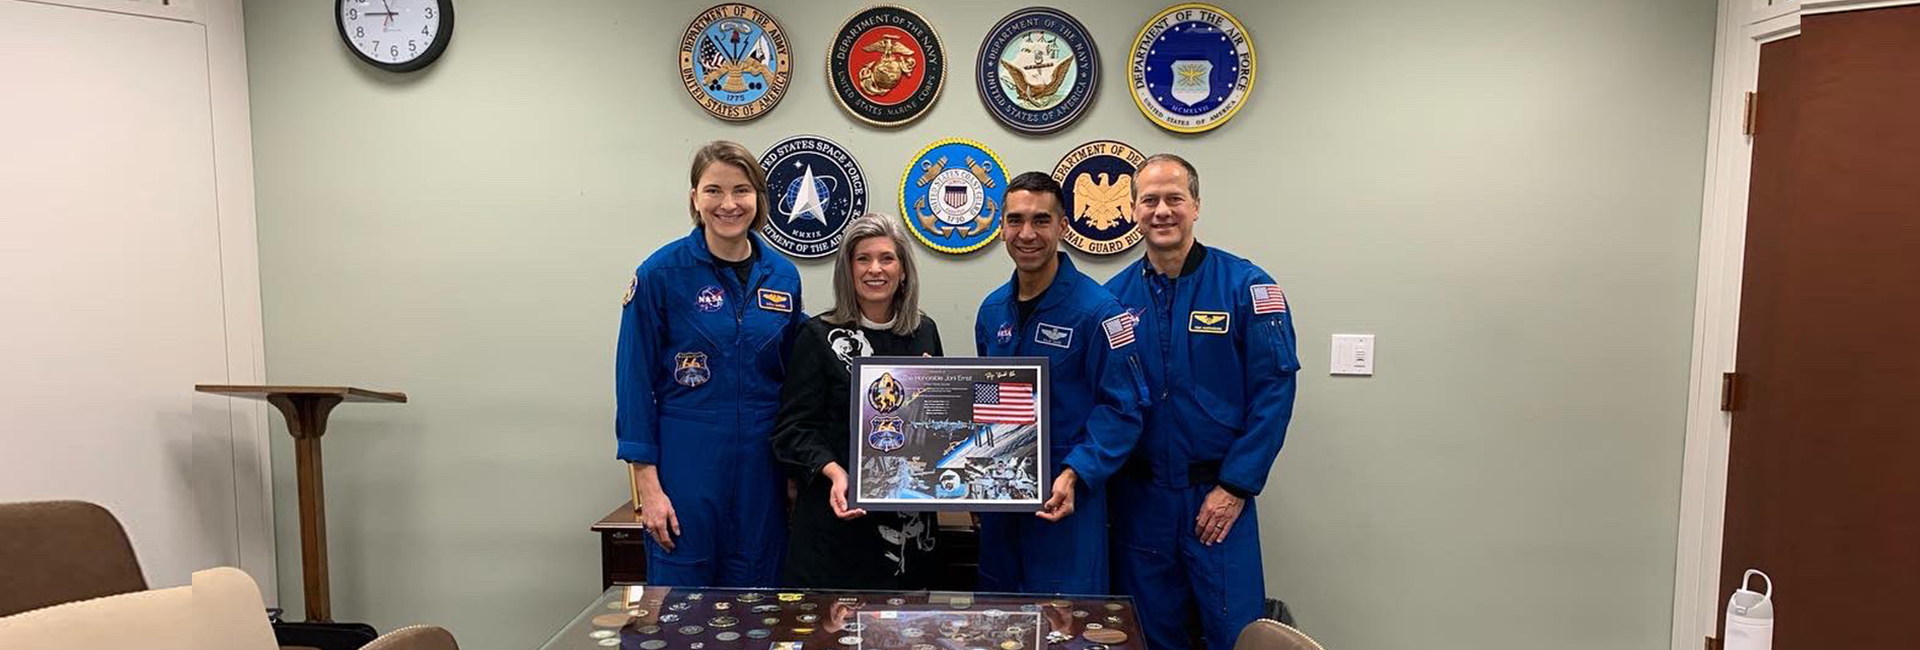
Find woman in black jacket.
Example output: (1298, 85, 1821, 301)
(772, 214, 944, 589)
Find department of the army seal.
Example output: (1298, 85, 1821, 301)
(1128, 3, 1256, 133)
(679, 4, 791, 121)
(977, 7, 1099, 134)
(900, 138, 1009, 254)
(1051, 140, 1147, 255)
(828, 5, 946, 127)
(758, 135, 868, 259)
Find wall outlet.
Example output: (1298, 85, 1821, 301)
(1331, 334, 1374, 376)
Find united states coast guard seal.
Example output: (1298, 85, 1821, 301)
(679, 4, 791, 121)
(1052, 140, 1147, 255)
(758, 135, 867, 259)
(828, 5, 946, 127)
(1128, 3, 1256, 133)
(900, 138, 1008, 255)
(977, 7, 1099, 134)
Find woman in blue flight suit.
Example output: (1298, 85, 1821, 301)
(614, 141, 805, 587)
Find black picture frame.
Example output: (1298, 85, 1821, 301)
(848, 356, 1051, 513)
(335, 0, 455, 73)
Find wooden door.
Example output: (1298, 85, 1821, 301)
(1719, 6, 1920, 648)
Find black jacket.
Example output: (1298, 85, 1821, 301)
(771, 314, 945, 481)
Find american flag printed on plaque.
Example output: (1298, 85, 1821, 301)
(1251, 284, 1288, 314)
(972, 382, 1036, 424)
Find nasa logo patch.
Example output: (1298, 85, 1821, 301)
(828, 5, 946, 127)
(1129, 3, 1256, 133)
(901, 138, 1008, 255)
(1052, 140, 1147, 256)
(678, 4, 791, 121)
(977, 7, 1099, 134)
(758, 135, 868, 259)
(695, 285, 726, 313)
(996, 322, 1015, 344)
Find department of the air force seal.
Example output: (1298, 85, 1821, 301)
(828, 5, 946, 127)
(759, 135, 867, 259)
(867, 416, 905, 452)
(977, 7, 1098, 135)
(1128, 3, 1256, 133)
(679, 4, 791, 121)
(900, 138, 1008, 255)
(1052, 140, 1147, 255)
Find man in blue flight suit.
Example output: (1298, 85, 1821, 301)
(1105, 154, 1300, 650)
(974, 171, 1147, 595)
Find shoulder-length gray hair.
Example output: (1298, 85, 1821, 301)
(827, 214, 923, 336)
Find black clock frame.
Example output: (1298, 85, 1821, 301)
(335, 0, 455, 73)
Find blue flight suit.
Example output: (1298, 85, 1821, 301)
(974, 253, 1148, 595)
(615, 227, 805, 588)
(1104, 243, 1300, 650)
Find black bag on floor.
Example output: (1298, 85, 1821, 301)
(271, 620, 378, 650)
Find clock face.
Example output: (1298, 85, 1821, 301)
(336, 0, 453, 72)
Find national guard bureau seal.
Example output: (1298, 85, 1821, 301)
(828, 5, 946, 127)
(1129, 3, 1256, 133)
(758, 135, 867, 259)
(1052, 140, 1147, 255)
(977, 7, 1099, 135)
(679, 4, 791, 121)
(900, 138, 1009, 255)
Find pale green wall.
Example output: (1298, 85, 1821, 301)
(243, 1, 1714, 648)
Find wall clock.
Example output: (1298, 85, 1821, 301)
(336, 0, 454, 72)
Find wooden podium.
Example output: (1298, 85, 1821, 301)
(197, 385, 406, 622)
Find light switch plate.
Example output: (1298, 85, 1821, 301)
(1331, 334, 1374, 376)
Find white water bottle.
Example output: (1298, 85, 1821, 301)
(1724, 569, 1774, 650)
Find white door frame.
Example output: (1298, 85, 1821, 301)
(12, 0, 276, 601)
(1670, 1, 1916, 648)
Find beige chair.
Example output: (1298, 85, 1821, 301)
(1233, 618, 1328, 650)
(0, 567, 457, 650)
(0, 500, 148, 617)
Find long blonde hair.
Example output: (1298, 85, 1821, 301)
(686, 140, 771, 232)
(828, 214, 923, 336)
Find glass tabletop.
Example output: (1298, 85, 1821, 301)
(537, 586, 1144, 650)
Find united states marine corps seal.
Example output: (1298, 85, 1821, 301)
(1052, 140, 1147, 255)
(679, 4, 791, 121)
(977, 7, 1099, 134)
(828, 5, 946, 127)
(1129, 3, 1256, 133)
(900, 138, 1008, 255)
(758, 135, 867, 259)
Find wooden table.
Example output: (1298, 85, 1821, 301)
(196, 385, 406, 623)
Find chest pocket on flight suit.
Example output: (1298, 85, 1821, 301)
(1188, 309, 1247, 432)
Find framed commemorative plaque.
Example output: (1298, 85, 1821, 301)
(849, 356, 1050, 513)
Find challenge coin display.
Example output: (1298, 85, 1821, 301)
(1128, 3, 1256, 133)
(848, 356, 1050, 513)
(828, 6, 947, 127)
(1052, 140, 1147, 255)
(758, 135, 868, 259)
(977, 7, 1099, 134)
(679, 4, 792, 121)
(900, 138, 1008, 255)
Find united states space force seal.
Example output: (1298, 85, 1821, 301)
(1052, 140, 1147, 255)
(758, 135, 867, 259)
(1129, 3, 1256, 133)
(679, 4, 791, 121)
(828, 5, 946, 127)
(977, 7, 1099, 134)
(900, 138, 1008, 255)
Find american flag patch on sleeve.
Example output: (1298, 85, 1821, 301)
(1251, 284, 1288, 314)
(1102, 313, 1136, 349)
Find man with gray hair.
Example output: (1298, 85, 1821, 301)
(1104, 154, 1301, 650)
